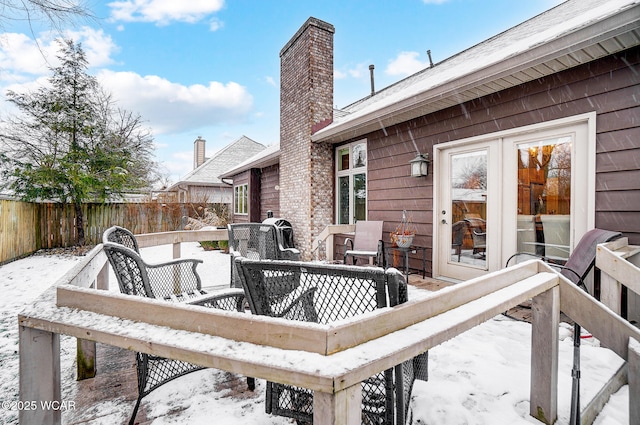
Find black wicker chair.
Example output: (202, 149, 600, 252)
(102, 228, 250, 425)
(103, 225, 140, 253)
(228, 223, 300, 287)
(235, 257, 429, 425)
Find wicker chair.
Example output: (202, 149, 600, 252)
(102, 229, 250, 425)
(235, 257, 429, 425)
(103, 225, 140, 253)
(228, 223, 300, 287)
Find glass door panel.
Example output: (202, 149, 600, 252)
(450, 150, 487, 268)
(516, 137, 572, 261)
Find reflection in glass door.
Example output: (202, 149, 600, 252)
(516, 137, 572, 261)
(450, 151, 487, 268)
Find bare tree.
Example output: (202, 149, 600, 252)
(0, 1, 92, 32)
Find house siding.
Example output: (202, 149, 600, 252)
(346, 46, 640, 274)
(260, 164, 280, 220)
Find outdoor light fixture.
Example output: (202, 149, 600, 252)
(410, 153, 430, 177)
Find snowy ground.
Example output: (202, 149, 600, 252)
(0, 243, 630, 425)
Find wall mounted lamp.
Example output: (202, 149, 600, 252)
(410, 153, 431, 177)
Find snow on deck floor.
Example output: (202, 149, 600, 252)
(0, 242, 630, 424)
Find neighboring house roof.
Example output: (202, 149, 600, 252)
(168, 136, 266, 190)
(219, 143, 280, 179)
(312, 0, 640, 143)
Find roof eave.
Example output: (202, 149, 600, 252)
(312, 5, 640, 144)
(218, 149, 281, 179)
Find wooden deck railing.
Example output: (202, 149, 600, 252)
(18, 231, 640, 425)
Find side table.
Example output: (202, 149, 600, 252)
(384, 245, 427, 281)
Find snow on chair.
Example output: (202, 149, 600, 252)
(102, 228, 250, 425)
(228, 222, 300, 288)
(235, 257, 429, 425)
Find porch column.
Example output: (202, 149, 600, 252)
(19, 326, 61, 425)
(530, 285, 559, 424)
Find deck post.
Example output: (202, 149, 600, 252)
(19, 326, 61, 425)
(313, 384, 362, 425)
(530, 285, 559, 424)
(77, 261, 108, 380)
(630, 337, 640, 425)
(173, 241, 181, 258)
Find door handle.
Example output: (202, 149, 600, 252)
(441, 219, 448, 224)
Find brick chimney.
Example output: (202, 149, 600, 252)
(279, 17, 335, 260)
(193, 136, 206, 169)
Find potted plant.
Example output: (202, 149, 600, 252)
(390, 210, 416, 248)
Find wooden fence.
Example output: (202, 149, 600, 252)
(0, 200, 216, 265)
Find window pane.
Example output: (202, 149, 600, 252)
(450, 150, 487, 267)
(338, 176, 349, 224)
(353, 143, 366, 168)
(338, 148, 350, 171)
(354, 173, 366, 222)
(517, 137, 571, 259)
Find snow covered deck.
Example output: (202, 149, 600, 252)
(16, 231, 640, 425)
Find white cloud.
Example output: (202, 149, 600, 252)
(265, 76, 276, 87)
(108, 0, 225, 26)
(98, 70, 253, 135)
(0, 27, 117, 83)
(334, 69, 346, 80)
(385, 51, 429, 77)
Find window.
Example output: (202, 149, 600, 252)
(336, 140, 367, 224)
(234, 184, 248, 215)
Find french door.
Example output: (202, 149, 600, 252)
(436, 141, 500, 281)
(434, 114, 595, 282)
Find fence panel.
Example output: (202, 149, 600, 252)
(0, 200, 40, 264)
(0, 200, 218, 264)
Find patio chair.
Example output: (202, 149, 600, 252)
(451, 220, 466, 262)
(235, 257, 429, 425)
(539, 214, 571, 260)
(506, 228, 622, 425)
(343, 220, 384, 265)
(102, 238, 250, 425)
(103, 225, 140, 253)
(228, 223, 300, 287)
(463, 217, 486, 257)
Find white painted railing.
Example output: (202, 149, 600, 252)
(17, 231, 640, 425)
(312, 224, 354, 260)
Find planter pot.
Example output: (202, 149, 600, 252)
(395, 234, 414, 248)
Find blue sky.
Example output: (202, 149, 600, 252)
(0, 0, 563, 184)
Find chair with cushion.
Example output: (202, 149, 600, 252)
(507, 228, 622, 425)
(228, 222, 300, 287)
(343, 220, 384, 265)
(235, 257, 429, 425)
(102, 229, 250, 425)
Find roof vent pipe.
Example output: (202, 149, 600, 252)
(427, 50, 434, 68)
(369, 64, 375, 96)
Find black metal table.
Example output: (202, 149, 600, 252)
(384, 245, 427, 281)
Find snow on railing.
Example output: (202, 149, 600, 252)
(17, 231, 640, 425)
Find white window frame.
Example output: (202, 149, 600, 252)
(335, 139, 368, 224)
(234, 184, 248, 215)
